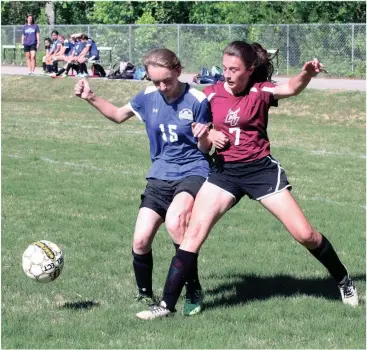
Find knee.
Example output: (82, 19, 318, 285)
(133, 234, 152, 254)
(293, 225, 321, 248)
(165, 214, 186, 242)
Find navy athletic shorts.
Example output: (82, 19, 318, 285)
(207, 155, 292, 204)
(140, 175, 206, 219)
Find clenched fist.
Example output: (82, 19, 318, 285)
(74, 79, 93, 100)
(192, 122, 211, 140)
(302, 58, 326, 77)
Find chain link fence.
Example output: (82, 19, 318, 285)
(1, 23, 365, 77)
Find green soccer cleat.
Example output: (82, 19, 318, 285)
(183, 288, 204, 316)
(134, 294, 157, 306)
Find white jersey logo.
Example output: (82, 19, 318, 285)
(178, 108, 193, 121)
(153, 108, 158, 113)
(225, 108, 240, 126)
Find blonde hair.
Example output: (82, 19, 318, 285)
(143, 48, 181, 71)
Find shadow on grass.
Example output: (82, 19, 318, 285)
(60, 300, 100, 310)
(204, 273, 365, 309)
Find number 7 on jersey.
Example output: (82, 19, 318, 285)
(229, 127, 240, 146)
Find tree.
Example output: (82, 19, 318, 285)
(45, 1, 55, 25)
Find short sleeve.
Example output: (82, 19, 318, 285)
(255, 81, 278, 108)
(128, 90, 146, 122)
(22, 26, 25, 35)
(194, 98, 212, 124)
(35, 25, 40, 33)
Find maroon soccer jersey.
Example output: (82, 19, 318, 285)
(204, 81, 278, 162)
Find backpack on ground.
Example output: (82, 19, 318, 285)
(133, 66, 148, 80)
(91, 63, 106, 77)
(193, 65, 224, 85)
(107, 61, 136, 80)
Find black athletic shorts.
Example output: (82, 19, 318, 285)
(24, 44, 37, 52)
(207, 155, 292, 204)
(140, 175, 206, 220)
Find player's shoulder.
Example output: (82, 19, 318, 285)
(250, 81, 276, 94)
(187, 85, 207, 103)
(143, 85, 158, 96)
(203, 82, 225, 101)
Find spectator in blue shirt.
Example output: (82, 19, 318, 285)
(21, 14, 40, 75)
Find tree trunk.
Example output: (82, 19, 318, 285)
(45, 1, 55, 25)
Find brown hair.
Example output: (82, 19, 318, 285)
(26, 14, 35, 25)
(223, 41, 274, 84)
(143, 48, 182, 71)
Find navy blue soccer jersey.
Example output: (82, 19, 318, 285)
(73, 41, 86, 56)
(129, 83, 212, 180)
(86, 39, 99, 58)
(63, 40, 74, 56)
(50, 39, 59, 54)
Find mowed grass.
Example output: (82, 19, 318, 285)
(1, 75, 366, 349)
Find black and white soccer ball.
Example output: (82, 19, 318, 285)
(22, 240, 64, 283)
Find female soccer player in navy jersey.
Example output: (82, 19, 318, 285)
(136, 41, 358, 320)
(74, 48, 212, 316)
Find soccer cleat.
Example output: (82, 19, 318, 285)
(338, 275, 359, 307)
(183, 288, 204, 316)
(136, 301, 172, 320)
(134, 294, 157, 306)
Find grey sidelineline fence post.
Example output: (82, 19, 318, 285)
(13, 26, 16, 46)
(228, 24, 231, 41)
(177, 24, 180, 58)
(286, 24, 289, 76)
(351, 24, 354, 72)
(128, 25, 132, 62)
(87, 25, 90, 37)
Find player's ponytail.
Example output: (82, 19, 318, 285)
(250, 42, 274, 83)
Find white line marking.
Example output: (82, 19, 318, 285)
(311, 150, 366, 159)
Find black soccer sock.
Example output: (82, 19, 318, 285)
(132, 249, 153, 297)
(65, 63, 72, 74)
(42, 62, 46, 71)
(308, 234, 348, 283)
(162, 249, 198, 311)
(52, 61, 58, 72)
(173, 242, 201, 292)
(56, 68, 66, 76)
(81, 63, 88, 74)
(46, 64, 53, 73)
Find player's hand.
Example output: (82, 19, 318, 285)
(210, 129, 229, 149)
(74, 79, 92, 100)
(302, 58, 326, 77)
(192, 122, 211, 140)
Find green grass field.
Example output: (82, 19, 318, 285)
(2, 75, 366, 349)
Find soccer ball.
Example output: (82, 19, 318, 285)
(22, 240, 64, 283)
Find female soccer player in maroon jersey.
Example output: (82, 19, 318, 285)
(136, 41, 358, 320)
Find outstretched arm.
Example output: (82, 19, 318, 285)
(274, 58, 326, 100)
(74, 79, 135, 124)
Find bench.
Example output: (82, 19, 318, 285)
(267, 49, 279, 75)
(87, 46, 113, 69)
(2, 44, 23, 62)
